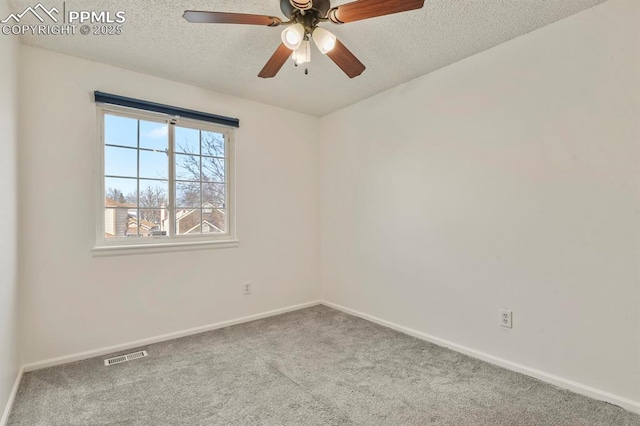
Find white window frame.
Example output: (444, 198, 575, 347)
(93, 104, 238, 256)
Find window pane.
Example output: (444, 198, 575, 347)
(137, 209, 168, 237)
(175, 154, 200, 181)
(202, 157, 225, 183)
(105, 114, 137, 147)
(139, 180, 168, 208)
(104, 208, 131, 238)
(140, 121, 168, 151)
(175, 126, 199, 155)
(139, 150, 168, 180)
(101, 110, 233, 245)
(105, 146, 137, 178)
(201, 131, 225, 157)
(105, 177, 137, 205)
(175, 208, 201, 235)
(202, 183, 225, 208)
(176, 181, 200, 208)
(203, 209, 226, 234)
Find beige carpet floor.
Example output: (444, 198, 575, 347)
(8, 305, 640, 425)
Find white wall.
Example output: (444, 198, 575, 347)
(320, 0, 639, 405)
(18, 46, 320, 364)
(0, 0, 20, 421)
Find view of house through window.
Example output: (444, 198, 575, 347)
(101, 108, 231, 244)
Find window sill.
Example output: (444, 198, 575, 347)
(92, 239, 240, 257)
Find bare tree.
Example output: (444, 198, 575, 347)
(176, 131, 225, 208)
(106, 187, 126, 204)
(125, 185, 168, 224)
(140, 185, 168, 224)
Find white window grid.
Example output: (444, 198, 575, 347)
(95, 104, 236, 248)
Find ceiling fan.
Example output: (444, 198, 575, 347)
(183, 0, 425, 79)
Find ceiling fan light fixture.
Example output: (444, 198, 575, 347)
(292, 40, 311, 65)
(281, 23, 305, 50)
(312, 27, 336, 54)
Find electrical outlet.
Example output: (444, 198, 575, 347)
(243, 281, 252, 295)
(499, 309, 512, 328)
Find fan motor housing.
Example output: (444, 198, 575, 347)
(280, 0, 331, 19)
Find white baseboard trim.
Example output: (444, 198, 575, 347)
(0, 366, 24, 426)
(321, 300, 640, 415)
(22, 300, 321, 373)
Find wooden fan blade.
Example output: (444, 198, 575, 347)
(183, 11, 282, 27)
(258, 43, 293, 78)
(328, 0, 424, 24)
(326, 39, 366, 78)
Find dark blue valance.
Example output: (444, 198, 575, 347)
(94, 91, 240, 128)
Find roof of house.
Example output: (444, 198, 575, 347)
(105, 197, 135, 208)
(172, 208, 225, 235)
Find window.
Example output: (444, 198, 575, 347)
(95, 104, 236, 253)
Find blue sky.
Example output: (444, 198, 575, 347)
(105, 114, 168, 197)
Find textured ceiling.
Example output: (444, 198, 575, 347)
(9, 0, 608, 116)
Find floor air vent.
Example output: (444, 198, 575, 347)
(104, 350, 148, 366)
